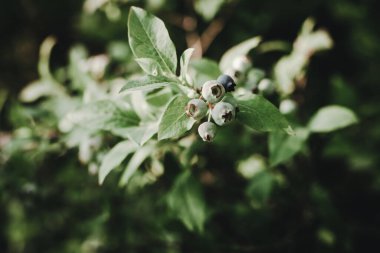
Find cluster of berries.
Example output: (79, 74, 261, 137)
(185, 74, 238, 142)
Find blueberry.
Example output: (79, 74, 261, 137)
(198, 122, 217, 142)
(201, 80, 225, 103)
(217, 74, 236, 92)
(211, 102, 236, 126)
(185, 99, 208, 120)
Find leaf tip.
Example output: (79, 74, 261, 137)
(284, 125, 295, 135)
(98, 175, 104, 186)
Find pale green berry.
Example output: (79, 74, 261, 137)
(211, 102, 236, 126)
(201, 80, 225, 103)
(279, 99, 297, 114)
(258, 78, 275, 94)
(198, 122, 217, 142)
(185, 99, 208, 120)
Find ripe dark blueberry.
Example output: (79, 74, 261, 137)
(217, 74, 236, 92)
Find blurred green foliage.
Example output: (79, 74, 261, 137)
(1, 0, 380, 252)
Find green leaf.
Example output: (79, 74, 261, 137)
(246, 171, 276, 208)
(167, 171, 207, 233)
(119, 144, 155, 186)
(269, 128, 309, 166)
(19, 79, 65, 103)
(112, 123, 158, 146)
(194, 0, 225, 21)
(65, 100, 139, 131)
(146, 88, 173, 107)
(128, 6, 177, 74)
(134, 58, 163, 76)
(189, 58, 221, 89)
(308, 105, 358, 133)
(120, 75, 178, 93)
(236, 94, 291, 133)
(179, 48, 195, 82)
(68, 45, 93, 90)
(38, 36, 57, 81)
(220, 36, 262, 72)
(98, 141, 138, 185)
(158, 95, 196, 140)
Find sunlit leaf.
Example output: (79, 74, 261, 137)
(98, 140, 138, 185)
(158, 95, 196, 140)
(134, 58, 163, 76)
(128, 7, 177, 74)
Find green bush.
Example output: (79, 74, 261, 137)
(1, 1, 379, 252)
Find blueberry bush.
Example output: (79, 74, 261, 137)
(1, 1, 379, 252)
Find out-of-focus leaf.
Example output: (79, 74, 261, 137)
(64, 100, 139, 132)
(98, 140, 138, 185)
(269, 127, 309, 166)
(119, 144, 154, 186)
(19, 80, 65, 103)
(120, 75, 177, 93)
(167, 171, 207, 233)
(246, 171, 276, 208)
(189, 58, 221, 89)
(308, 105, 358, 133)
(128, 7, 177, 74)
(68, 45, 96, 91)
(194, 0, 225, 21)
(112, 123, 158, 146)
(220, 36, 261, 73)
(274, 54, 306, 96)
(158, 95, 196, 140)
(38, 36, 57, 81)
(236, 94, 292, 133)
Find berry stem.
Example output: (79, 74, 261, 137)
(207, 109, 212, 122)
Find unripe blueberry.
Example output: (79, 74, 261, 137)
(257, 78, 275, 94)
(217, 74, 236, 92)
(201, 80, 225, 103)
(232, 55, 252, 73)
(185, 99, 208, 120)
(279, 99, 297, 114)
(211, 102, 236, 126)
(198, 122, 217, 142)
